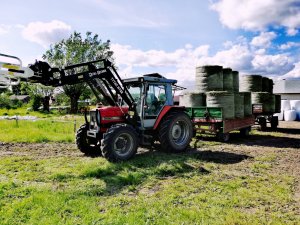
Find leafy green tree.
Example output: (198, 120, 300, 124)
(43, 31, 112, 113)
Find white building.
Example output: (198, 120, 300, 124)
(273, 79, 300, 100)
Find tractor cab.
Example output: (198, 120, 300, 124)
(123, 73, 177, 129)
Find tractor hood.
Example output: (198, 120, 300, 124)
(98, 106, 129, 122)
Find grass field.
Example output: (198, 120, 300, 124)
(0, 117, 84, 143)
(0, 122, 299, 224)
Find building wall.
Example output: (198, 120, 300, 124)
(279, 94, 300, 100)
(274, 79, 300, 94)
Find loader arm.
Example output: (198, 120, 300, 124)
(0, 53, 135, 110)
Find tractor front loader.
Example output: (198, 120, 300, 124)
(0, 53, 193, 161)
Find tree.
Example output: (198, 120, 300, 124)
(23, 83, 54, 112)
(43, 31, 112, 113)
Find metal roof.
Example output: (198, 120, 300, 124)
(123, 73, 177, 84)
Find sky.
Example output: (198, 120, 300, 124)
(1, 0, 300, 88)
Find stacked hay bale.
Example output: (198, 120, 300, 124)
(232, 71, 239, 92)
(206, 91, 235, 119)
(240, 75, 275, 114)
(195, 65, 223, 92)
(187, 65, 255, 119)
(251, 92, 275, 113)
(179, 92, 206, 107)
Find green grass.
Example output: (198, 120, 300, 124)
(0, 151, 298, 224)
(0, 106, 58, 117)
(0, 119, 83, 143)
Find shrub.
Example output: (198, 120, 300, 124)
(30, 95, 43, 111)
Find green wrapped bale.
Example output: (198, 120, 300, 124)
(223, 68, 233, 92)
(275, 94, 281, 113)
(234, 93, 244, 118)
(195, 65, 223, 92)
(206, 91, 235, 119)
(232, 71, 239, 92)
(251, 92, 275, 113)
(241, 92, 252, 116)
(179, 92, 206, 107)
(240, 75, 262, 92)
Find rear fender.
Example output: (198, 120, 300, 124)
(153, 106, 186, 130)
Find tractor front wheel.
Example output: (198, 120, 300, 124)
(101, 124, 138, 162)
(158, 111, 193, 153)
(76, 124, 102, 156)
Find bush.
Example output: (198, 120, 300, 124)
(30, 95, 43, 111)
(0, 94, 11, 109)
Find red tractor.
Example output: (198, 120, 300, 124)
(4, 56, 193, 161)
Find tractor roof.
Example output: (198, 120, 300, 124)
(123, 73, 177, 84)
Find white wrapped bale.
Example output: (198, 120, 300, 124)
(281, 100, 291, 111)
(284, 110, 297, 121)
(290, 100, 300, 121)
(290, 100, 300, 110)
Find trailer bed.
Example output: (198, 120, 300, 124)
(185, 106, 255, 141)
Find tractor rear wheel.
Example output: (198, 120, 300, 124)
(158, 111, 193, 153)
(76, 124, 101, 156)
(101, 124, 138, 162)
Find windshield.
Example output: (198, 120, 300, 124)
(125, 84, 142, 114)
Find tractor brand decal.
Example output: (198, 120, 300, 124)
(88, 69, 106, 77)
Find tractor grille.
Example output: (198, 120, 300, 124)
(89, 110, 99, 130)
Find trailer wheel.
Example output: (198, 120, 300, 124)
(158, 111, 193, 153)
(271, 116, 278, 130)
(258, 117, 267, 131)
(76, 124, 101, 156)
(217, 132, 230, 142)
(101, 124, 138, 162)
(240, 127, 251, 137)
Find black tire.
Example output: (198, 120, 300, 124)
(101, 124, 138, 162)
(76, 124, 101, 156)
(158, 111, 193, 153)
(217, 132, 230, 142)
(271, 116, 278, 130)
(258, 117, 267, 131)
(240, 126, 251, 137)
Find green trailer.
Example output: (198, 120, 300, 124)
(186, 107, 255, 142)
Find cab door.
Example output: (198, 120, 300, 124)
(142, 84, 166, 128)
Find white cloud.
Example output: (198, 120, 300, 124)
(279, 42, 300, 50)
(286, 28, 298, 36)
(211, 0, 300, 35)
(252, 54, 294, 75)
(281, 62, 300, 79)
(111, 36, 298, 87)
(22, 20, 72, 48)
(111, 44, 209, 86)
(0, 25, 11, 35)
(197, 44, 253, 71)
(250, 32, 276, 48)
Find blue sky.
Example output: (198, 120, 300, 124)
(1, 0, 300, 88)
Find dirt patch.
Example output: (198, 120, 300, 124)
(0, 142, 81, 158)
